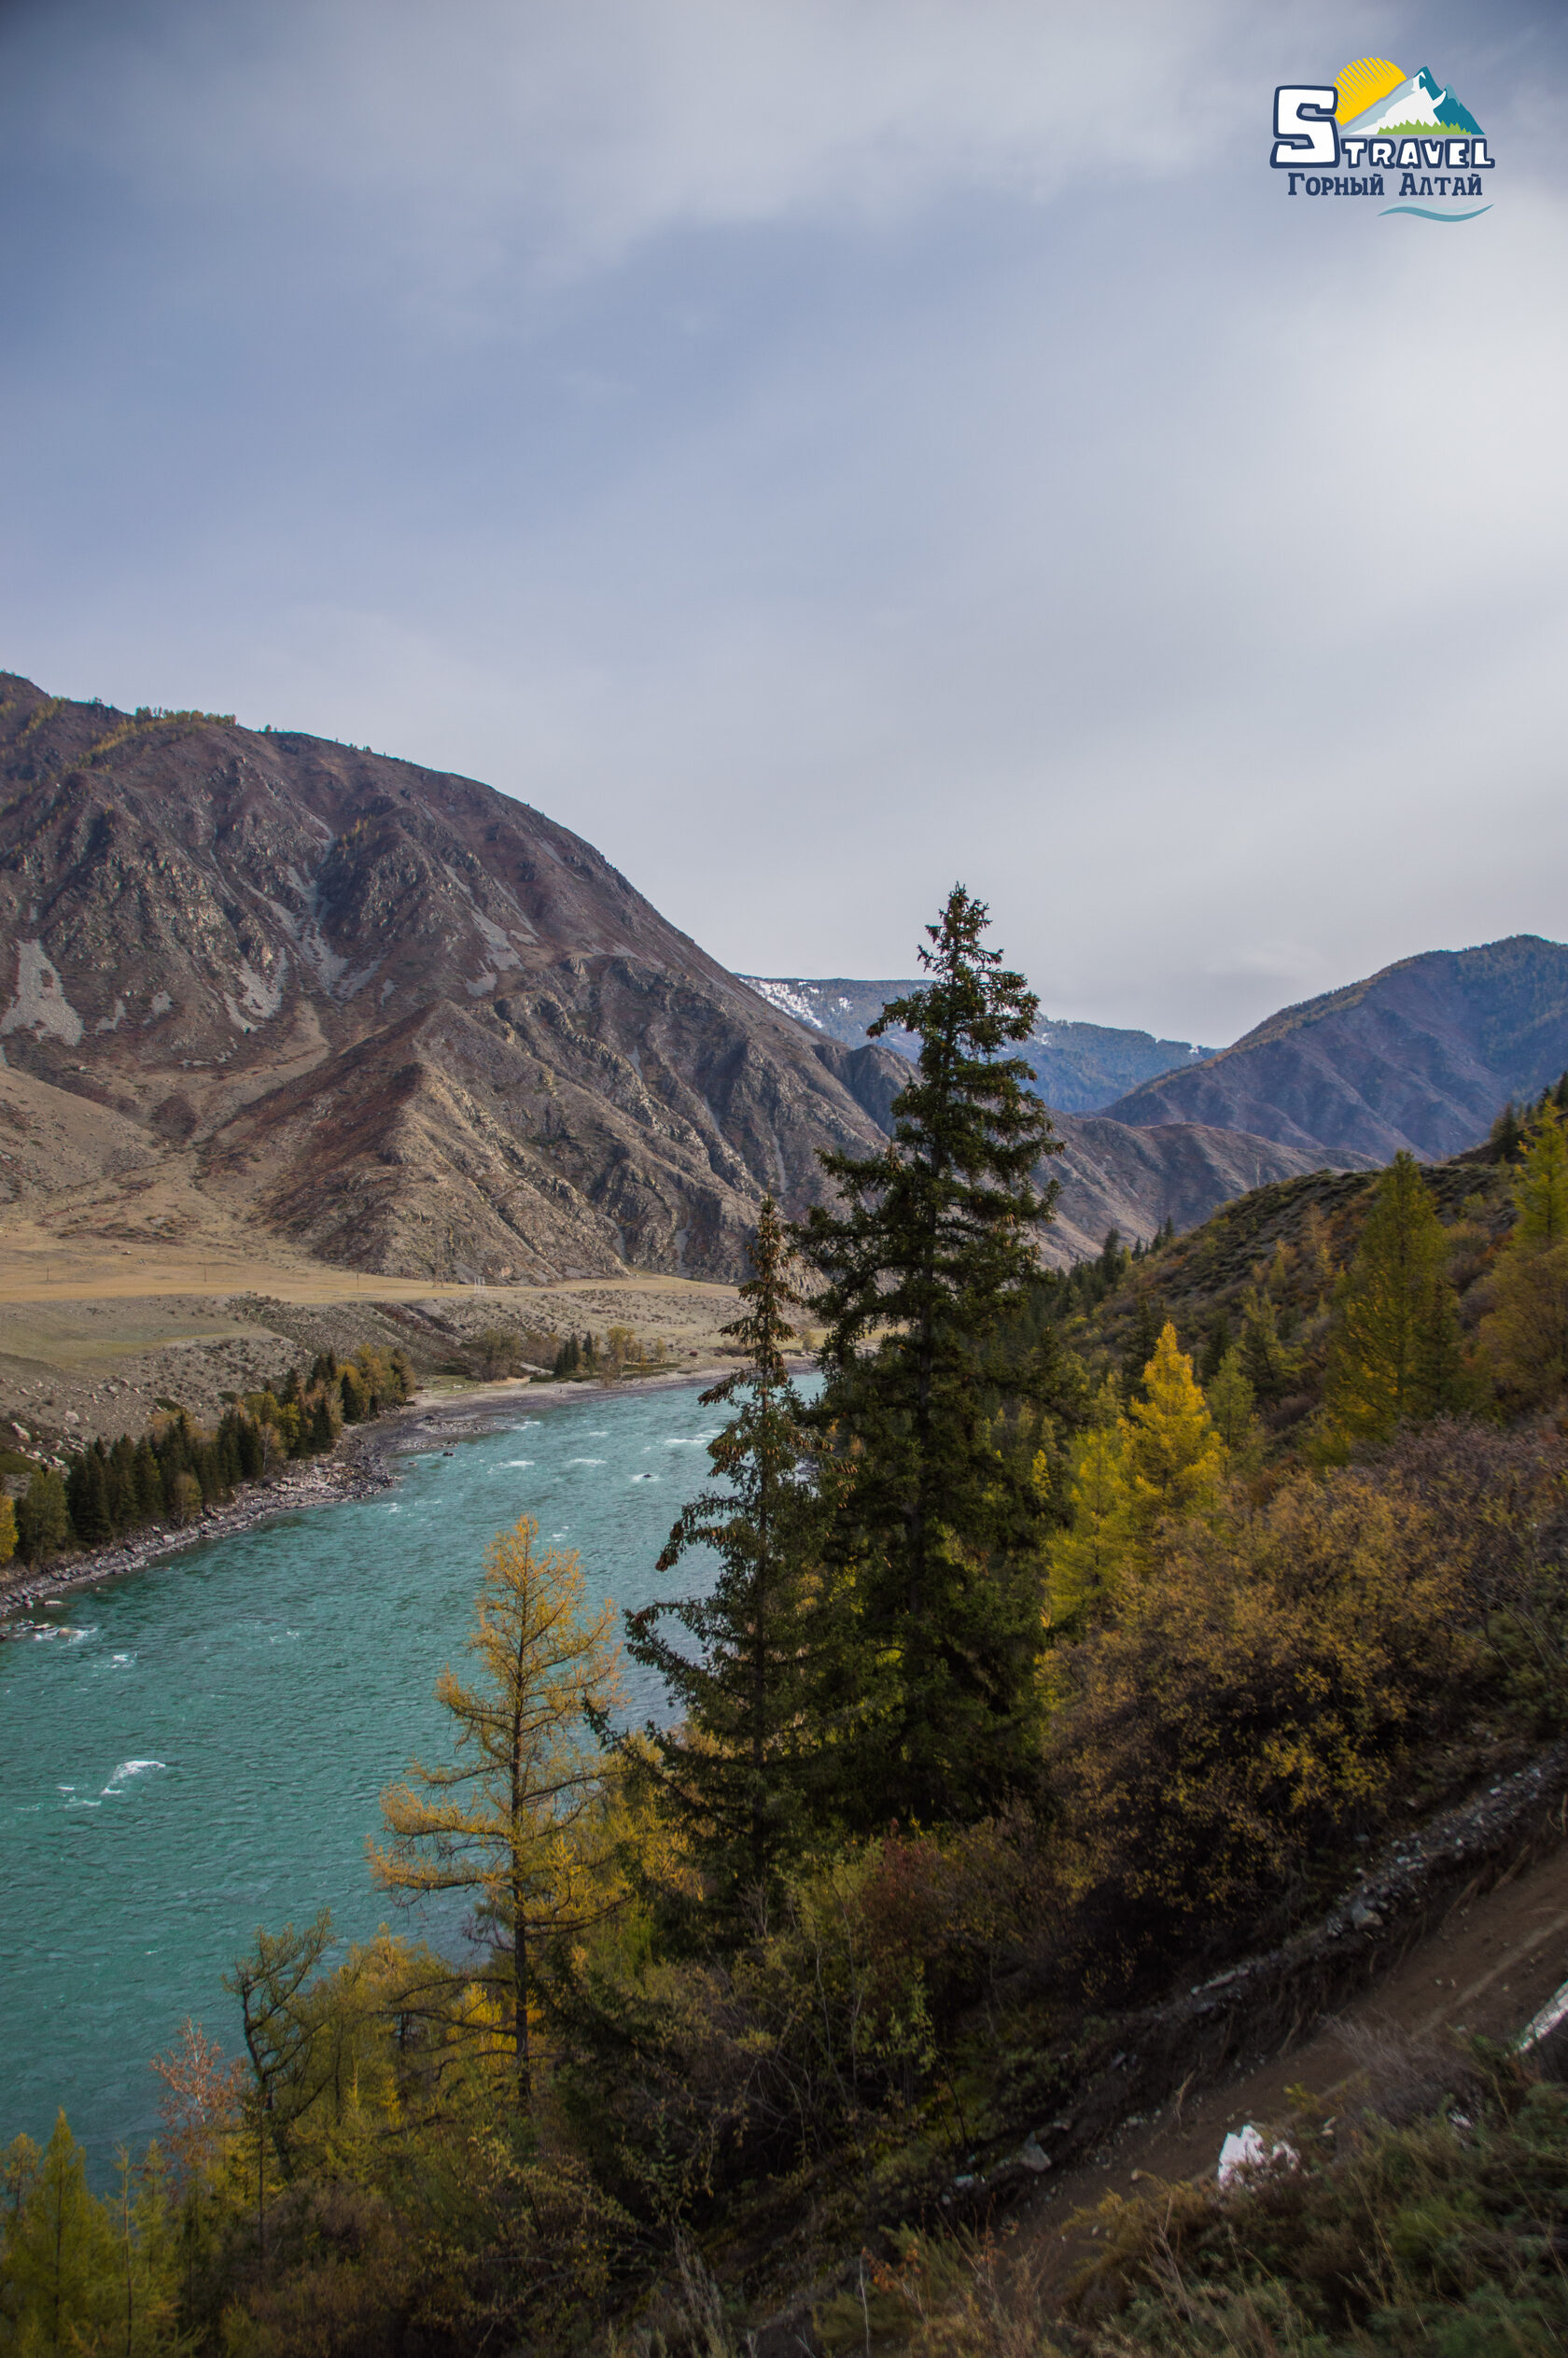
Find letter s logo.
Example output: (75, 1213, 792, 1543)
(1272, 86, 1339, 168)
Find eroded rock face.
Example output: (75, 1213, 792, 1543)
(0, 678, 902, 1279)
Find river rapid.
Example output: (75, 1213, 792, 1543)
(0, 1380, 734, 2172)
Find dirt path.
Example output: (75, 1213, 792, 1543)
(1008, 1840, 1568, 2290)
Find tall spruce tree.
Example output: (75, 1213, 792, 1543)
(1323, 1151, 1465, 1442)
(623, 1199, 821, 1929)
(794, 885, 1062, 1828)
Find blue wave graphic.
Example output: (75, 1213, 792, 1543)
(1379, 204, 1492, 223)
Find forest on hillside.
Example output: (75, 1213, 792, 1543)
(7, 890, 1568, 2356)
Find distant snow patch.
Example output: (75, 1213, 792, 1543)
(746, 978, 824, 1029)
(95, 998, 127, 1033)
(0, 941, 84, 1046)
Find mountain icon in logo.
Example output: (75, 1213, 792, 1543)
(1335, 58, 1482, 139)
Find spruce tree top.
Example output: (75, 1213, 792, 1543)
(798, 884, 1061, 1367)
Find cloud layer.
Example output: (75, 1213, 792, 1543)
(2, 0, 1564, 1039)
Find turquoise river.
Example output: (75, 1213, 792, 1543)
(0, 1379, 735, 2173)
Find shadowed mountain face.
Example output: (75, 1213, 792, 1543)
(742, 975, 1211, 1112)
(1103, 939, 1568, 1163)
(0, 677, 905, 1280)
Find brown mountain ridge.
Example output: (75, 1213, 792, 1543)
(0, 674, 1348, 1278)
(1104, 936, 1568, 1161)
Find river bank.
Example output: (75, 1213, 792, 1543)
(0, 1362, 749, 1627)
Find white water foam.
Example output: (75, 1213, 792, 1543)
(102, 1760, 167, 1797)
(502, 1459, 535, 1469)
(567, 1457, 605, 1467)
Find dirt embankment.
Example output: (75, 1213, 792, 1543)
(752, 1753, 1568, 2353)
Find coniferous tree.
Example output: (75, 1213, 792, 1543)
(17, 1467, 73, 1563)
(0, 1493, 15, 1565)
(106, 1436, 137, 1528)
(1239, 1283, 1299, 1405)
(1045, 1380, 1124, 1637)
(1197, 1308, 1233, 1384)
(623, 1199, 822, 1928)
(1, 2111, 117, 2349)
(133, 1437, 163, 1520)
(1048, 1327, 1226, 1625)
(1119, 1294, 1163, 1403)
(1489, 1100, 1525, 1162)
(1204, 1345, 1257, 1453)
(1478, 1106, 1568, 1405)
(66, 1444, 114, 1545)
(371, 1516, 622, 2109)
(1116, 1322, 1227, 1546)
(795, 885, 1062, 1827)
(1508, 1102, 1568, 1248)
(1323, 1152, 1465, 1442)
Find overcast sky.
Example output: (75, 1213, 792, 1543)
(2, 1, 1564, 1045)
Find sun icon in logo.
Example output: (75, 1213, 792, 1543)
(1334, 58, 1407, 123)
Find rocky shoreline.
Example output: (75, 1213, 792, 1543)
(0, 1364, 735, 1631)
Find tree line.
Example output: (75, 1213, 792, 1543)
(0, 1345, 413, 1572)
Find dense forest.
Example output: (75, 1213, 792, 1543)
(7, 890, 1568, 2355)
(0, 1346, 416, 1572)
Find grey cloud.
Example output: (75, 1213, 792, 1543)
(0, 0, 1563, 1043)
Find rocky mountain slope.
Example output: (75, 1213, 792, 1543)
(1043, 1111, 1344, 1259)
(0, 677, 911, 1281)
(0, 673, 1351, 1278)
(1103, 937, 1568, 1161)
(743, 975, 1212, 1112)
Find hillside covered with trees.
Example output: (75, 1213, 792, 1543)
(7, 893, 1568, 2355)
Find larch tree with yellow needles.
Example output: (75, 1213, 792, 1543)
(1048, 1328, 1226, 1631)
(1479, 1104, 1568, 1406)
(370, 1516, 623, 2110)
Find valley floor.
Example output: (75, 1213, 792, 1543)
(0, 1228, 744, 1443)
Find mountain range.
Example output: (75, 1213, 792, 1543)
(742, 976, 1211, 1113)
(1102, 939, 1568, 1160)
(0, 673, 1555, 1279)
